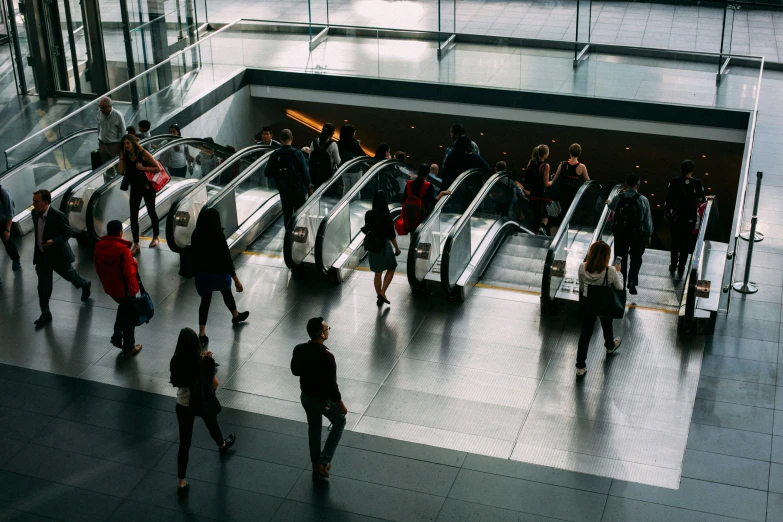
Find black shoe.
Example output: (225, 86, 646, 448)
(81, 282, 91, 301)
(34, 313, 52, 326)
(111, 337, 123, 349)
(219, 433, 236, 454)
(12, 259, 21, 271)
(177, 482, 190, 496)
(668, 264, 676, 274)
(376, 294, 384, 306)
(232, 311, 249, 326)
(628, 283, 638, 295)
(199, 335, 209, 348)
(677, 268, 685, 278)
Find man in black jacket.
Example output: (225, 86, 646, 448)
(665, 160, 706, 277)
(264, 129, 311, 227)
(31, 190, 91, 326)
(291, 317, 347, 481)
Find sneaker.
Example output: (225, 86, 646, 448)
(232, 311, 249, 326)
(627, 283, 637, 295)
(199, 335, 209, 348)
(110, 336, 124, 349)
(34, 312, 52, 326)
(576, 367, 587, 377)
(606, 337, 622, 355)
(123, 345, 142, 358)
(537, 227, 548, 236)
(81, 282, 92, 301)
(12, 259, 21, 271)
(219, 433, 236, 455)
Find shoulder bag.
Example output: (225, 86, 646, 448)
(119, 251, 155, 325)
(586, 268, 626, 319)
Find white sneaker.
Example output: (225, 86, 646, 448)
(538, 227, 548, 236)
(606, 337, 622, 355)
(576, 367, 587, 377)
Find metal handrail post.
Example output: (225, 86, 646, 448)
(733, 171, 762, 294)
(740, 166, 764, 242)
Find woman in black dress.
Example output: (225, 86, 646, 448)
(365, 190, 401, 306)
(118, 134, 161, 255)
(191, 208, 249, 348)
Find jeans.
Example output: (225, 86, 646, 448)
(35, 260, 90, 314)
(2, 233, 19, 262)
(175, 403, 224, 479)
(112, 296, 136, 351)
(613, 236, 646, 286)
(576, 299, 615, 369)
(300, 392, 346, 468)
(129, 186, 159, 243)
(669, 222, 695, 272)
(198, 289, 236, 325)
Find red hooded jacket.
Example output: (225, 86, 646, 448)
(94, 235, 139, 298)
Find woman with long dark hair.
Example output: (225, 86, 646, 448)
(576, 241, 623, 376)
(373, 142, 391, 162)
(170, 328, 235, 495)
(191, 208, 249, 348)
(338, 124, 367, 194)
(364, 190, 401, 305)
(118, 134, 161, 255)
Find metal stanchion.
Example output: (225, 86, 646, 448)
(733, 171, 762, 294)
(740, 171, 764, 242)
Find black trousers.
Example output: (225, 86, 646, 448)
(613, 236, 646, 286)
(530, 198, 549, 234)
(198, 289, 236, 325)
(2, 234, 19, 262)
(35, 259, 89, 314)
(175, 403, 223, 479)
(111, 296, 136, 351)
(576, 301, 615, 369)
(281, 192, 306, 229)
(129, 186, 159, 243)
(670, 222, 695, 272)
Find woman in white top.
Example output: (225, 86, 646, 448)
(576, 240, 623, 376)
(169, 328, 235, 495)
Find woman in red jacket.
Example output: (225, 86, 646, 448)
(94, 219, 142, 357)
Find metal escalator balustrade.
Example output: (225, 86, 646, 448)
(63, 135, 178, 238)
(406, 168, 488, 292)
(440, 172, 539, 301)
(2, 128, 98, 235)
(315, 159, 420, 282)
(85, 138, 238, 241)
(166, 144, 275, 253)
(681, 196, 720, 333)
(284, 157, 377, 270)
(541, 180, 605, 313)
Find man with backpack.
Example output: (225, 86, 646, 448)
(395, 164, 450, 235)
(265, 129, 312, 227)
(665, 160, 706, 277)
(306, 123, 340, 189)
(608, 173, 653, 295)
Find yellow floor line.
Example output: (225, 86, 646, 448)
(240, 250, 283, 259)
(626, 304, 680, 315)
(475, 283, 542, 296)
(139, 236, 167, 243)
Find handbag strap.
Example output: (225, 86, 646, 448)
(603, 267, 610, 287)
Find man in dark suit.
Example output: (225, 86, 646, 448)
(31, 190, 91, 326)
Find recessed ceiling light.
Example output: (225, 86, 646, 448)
(480, 132, 484, 136)
(551, 140, 556, 143)
(656, 204, 661, 207)
(503, 152, 507, 155)
(439, 145, 443, 148)
(411, 126, 415, 129)
(635, 165, 640, 168)
(702, 155, 706, 158)
(708, 187, 712, 190)
(644, 181, 648, 184)
(625, 147, 630, 150)
(651, 193, 655, 197)
(705, 172, 709, 176)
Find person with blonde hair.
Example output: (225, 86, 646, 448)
(576, 240, 623, 376)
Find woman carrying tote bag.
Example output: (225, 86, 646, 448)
(576, 240, 624, 377)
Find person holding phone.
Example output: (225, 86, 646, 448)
(576, 241, 624, 376)
(118, 134, 161, 255)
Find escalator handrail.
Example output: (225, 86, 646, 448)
(540, 180, 602, 309)
(684, 196, 717, 324)
(60, 134, 179, 213)
(85, 137, 232, 241)
(283, 156, 376, 269)
(406, 168, 488, 289)
(589, 183, 624, 247)
(165, 144, 275, 253)
(440, 171, 517, 296)
(314, 159, 412, 275)
(1, 127, 98, 178)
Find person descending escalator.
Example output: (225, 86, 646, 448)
(264, 129, 312, 228)
(305, 123, 340, 189)
(395, 163, 450, 236)
(555, 143, 590, 214)
(665, 159, 706, 278)
(608, 173, 653, 295)
(524, 144, 561, 236)
(337, 124, 367, 194)
(161, 124, 194, 178)
(441, 135, 489, 191)
(441, 123, 480, 173)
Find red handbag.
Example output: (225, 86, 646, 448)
(145, 161, 170, 192)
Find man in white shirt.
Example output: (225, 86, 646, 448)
(97, 97, 126, 163)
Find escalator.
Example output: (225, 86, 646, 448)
(84, 138, 239, 242)
(166, 145, 276, 254)
(405, 168, 488, 292)
(1, 128, 97, 235)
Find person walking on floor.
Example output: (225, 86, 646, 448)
(94, 219, 143, 358)
(118, 134, 161, 255)
(0, 184, 21, 285)
(291, 317, 347, 482)
(97, 97, 126, 164)
(608, 172, 653, 295)
(265, 129, 312, 227)
(191, 208, 249, 348)
(31, 190, 91, 326)
(364, 190, 402, 305)
(170, 328, 236, 496)
(576, 240, 623, 376)
(665, 159, 706, 277)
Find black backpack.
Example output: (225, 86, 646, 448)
(362, 211, 384, 253)
(669, 177, 701, 224)
(309, 139, 333, 187)
(267, 150, 300, 194)
(613, 192, 641, 239)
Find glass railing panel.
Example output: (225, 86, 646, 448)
(592, 184, 624, 248)
(232, 156, 277, 226)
